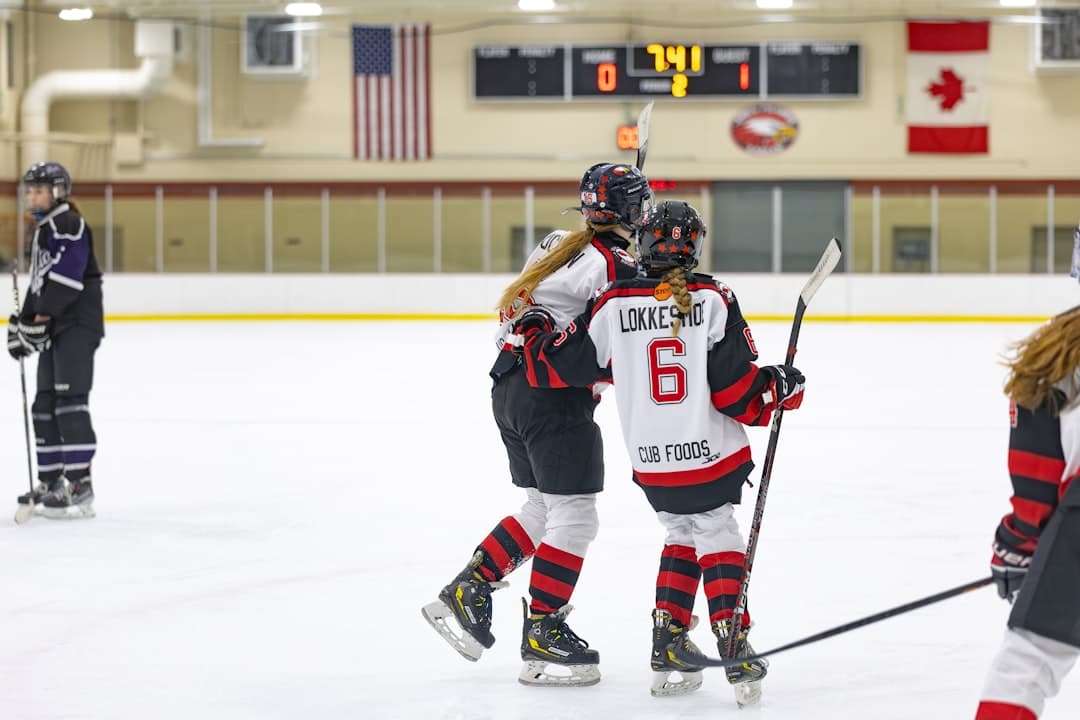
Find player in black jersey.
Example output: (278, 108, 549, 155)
(514, 201, 806, 705)
(975, 233, 1080, 720)
(10, 162, 104, 520)
(423, 162, 651, 687)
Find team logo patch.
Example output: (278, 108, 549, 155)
(581, 191, 597, 205)
(612, 247, 636, 267)
(653, 282, 672, 301)
(611, 165, 629, 175)
(717, 282, 736, 305)
(731, 104, 799, 155)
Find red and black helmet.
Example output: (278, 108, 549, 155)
(578, 162, 651, 230)
(637, 200, 706, 272)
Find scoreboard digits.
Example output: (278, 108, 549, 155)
(473, 42, 860, 101)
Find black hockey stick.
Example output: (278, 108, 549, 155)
(680, 576, 994, 669)
(12, 262, 35, 524)
(724, 237, 842, 659)
(635, 102, 653, 172)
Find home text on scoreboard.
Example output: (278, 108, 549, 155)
(473, 42, 860, 101)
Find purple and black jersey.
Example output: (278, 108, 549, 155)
(23, 203, 103, 337)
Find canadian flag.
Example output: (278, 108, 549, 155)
(907, 20, 989, 154)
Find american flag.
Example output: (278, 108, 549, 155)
(352, 23, 431, 161)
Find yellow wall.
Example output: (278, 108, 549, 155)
(3, 7, 1078, 182)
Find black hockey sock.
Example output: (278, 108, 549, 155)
(656, 544, 701, 627)
(476, 516, 537, 582)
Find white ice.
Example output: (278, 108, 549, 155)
(1, 319, 1078, 720)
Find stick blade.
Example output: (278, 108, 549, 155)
(635, 101, 653, 171)
(800, 237, 842, 305)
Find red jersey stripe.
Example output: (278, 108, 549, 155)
(635, 446, 752, 487)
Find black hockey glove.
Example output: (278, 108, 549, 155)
(760, 364, 806, 411)
(6, 315, 29, 360)
(511, 308, 556, 353)
(991, 540, 1031, 603)
(17, 317, 50, 354)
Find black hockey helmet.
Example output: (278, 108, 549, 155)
(22, 161, 72, 202)
(638, 200, 706, 272)
(577, 162, 652, 230)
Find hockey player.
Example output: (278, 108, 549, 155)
(9, 162, 104, 519)
(974, 230, 1080, 720)
(422, 163, 651, 687)
(514, 201, 805, 705)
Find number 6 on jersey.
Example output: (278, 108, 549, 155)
(648, 337, 687, 404)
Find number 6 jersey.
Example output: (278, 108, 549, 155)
(522, 274, 781, 514)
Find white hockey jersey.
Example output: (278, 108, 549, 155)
(490, 229, 637, 381)
(519, 274, 782, 513)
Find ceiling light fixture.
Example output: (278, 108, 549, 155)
(58, 8, 93, 21)
(285, 2, 323, 16)
(518, 0, 556, 11)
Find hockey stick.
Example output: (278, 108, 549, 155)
(724, 237, 842, 659)
(635, 102, 653, 172)
(681, 576, 994, 669)
(12, 262, 35, 524)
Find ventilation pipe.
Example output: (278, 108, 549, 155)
(21, 19, 174, 166)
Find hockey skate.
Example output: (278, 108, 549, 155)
(40, 480, 95, 520)
(714, 620, 767, 707)
(421, 551, 507, 662)
(15, 481, 49, 524)
(649, 609, 705, 697)
(518, 598, 600, 687)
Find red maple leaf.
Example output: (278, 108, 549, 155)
(926, 68, 965, 111)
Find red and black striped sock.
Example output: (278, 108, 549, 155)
(475, 516, 537, 582)
(528, 543, 584, 615)
(655, 544, 700, 627)
(700, 551, 751, 628)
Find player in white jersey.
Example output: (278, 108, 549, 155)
(975, 230, 1080, 720)
(514, 201, 805, 703)
(423, 163, 651, 687)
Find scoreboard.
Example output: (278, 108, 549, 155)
(474, 42, 860, 101)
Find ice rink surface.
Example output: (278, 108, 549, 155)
(1, 318, 1078, 720)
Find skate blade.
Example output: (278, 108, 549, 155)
(40, 503, 95, 520)
(421, 600, 484, 662)
(14, 502, 34, 524)
(734, 680, 762, 707)
(650, 669, 702, 697)
(518, 660, 600, 687)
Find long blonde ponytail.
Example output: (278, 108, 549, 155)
(496, 222, 620, 317)
(661, 267, 692, 336)
(1004, 306, 1080, 413)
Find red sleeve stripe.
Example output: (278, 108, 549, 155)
(974, 701, 1037, 720)
(1009, 449, 1067, 484)
(711, 365, 759, 410)
(634, 446, 753, 487)
(590, 238, 617, 281)
(1010, 496, 1055, 530)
